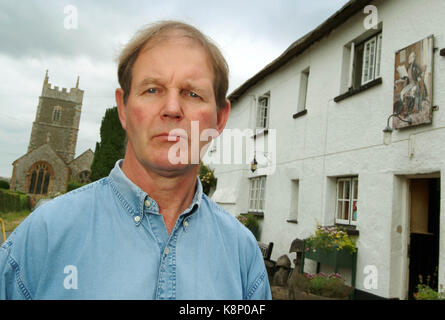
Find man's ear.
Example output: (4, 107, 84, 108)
(215, 99, 231, 135)
(115, 88, 127, 131)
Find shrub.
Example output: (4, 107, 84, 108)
(414, 284, 445, 300)
(289, 272, 353, 299)
(67, 180, 86, 192)
(237, 214, 261, 240)
(0, 189, 31, 213)
(0, 180, 10, 189)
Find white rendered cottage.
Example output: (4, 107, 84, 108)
(205, 0, 445, 299)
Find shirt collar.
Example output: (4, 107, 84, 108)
(109, 160, 203, 220)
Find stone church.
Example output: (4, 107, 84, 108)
(10, 71, 93, 197)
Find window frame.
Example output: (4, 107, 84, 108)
(256, 93, 270, 129)
(53, 106, 62, 122)
(335, 177, 358, 226)
(28, 162, 52, 195)
(248, 175, 266, 214)
(288, 179, 299, 223)
(361, 33, 382, 85)
(297, 68, 310, 113)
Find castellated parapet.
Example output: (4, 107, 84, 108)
(41, 71, 84, 104)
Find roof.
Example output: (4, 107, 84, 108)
(12, 143, 66, 166)
(227, 0, 374, 102)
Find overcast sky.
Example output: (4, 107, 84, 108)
(0, 0, 350, 178)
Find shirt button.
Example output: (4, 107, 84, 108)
(144, 199, 151, 207)
(184, 220, 189, 228)
(134, 216, 141, 223)
(164, 247, 169, 255)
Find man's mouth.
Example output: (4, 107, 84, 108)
(154, 132, 187, 141)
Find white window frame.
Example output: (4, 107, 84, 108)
(298, 68, 310, 112)
(335, 177, 358, 225)
(361, 33, 382, 85)
(288, 179, 299, 221)
(256, 93, 269, 129)
(249, 176, 266, 213)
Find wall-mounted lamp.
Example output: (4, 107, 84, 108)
(383, 113, 412, 133)
(250, 156, 258, 173)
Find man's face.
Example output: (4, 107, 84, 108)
(116, 35, 229, 176)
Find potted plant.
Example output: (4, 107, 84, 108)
(303, 225, 357, 268)
(413, 271, 445, 300)
(288, 272, 353, 300)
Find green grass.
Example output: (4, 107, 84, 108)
(0, 210, 31, 232)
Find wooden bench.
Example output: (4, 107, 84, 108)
(258, 241, 274, 261)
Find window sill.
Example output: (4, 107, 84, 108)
(286, 219, 298, 224)
(244, 211, 264, 217)
(292, 109, 307, 119)
(252, 129, 268, 139)
(334, 77, 382, 103)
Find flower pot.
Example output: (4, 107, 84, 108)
(305, 247, 356, 269)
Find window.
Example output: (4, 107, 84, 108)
(288, 179, 299, 222)
(249, 176, 266, 213)
(53, 106, 62, 122)
(298, 68, 310, 112)
(256, 93, 270, 129)
(361, 33, 382, 85)
(77, 170, 91, 184)
(28, 162, 52, 195)
(350, 32, 382, 90)
(335, 177, 358, 225)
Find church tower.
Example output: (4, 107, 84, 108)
(28, 70, 84, 163)
(10, 70, 93, 197)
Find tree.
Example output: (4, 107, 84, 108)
(90, 107, 126, 181)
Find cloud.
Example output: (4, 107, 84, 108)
(0, 0, 350, 177)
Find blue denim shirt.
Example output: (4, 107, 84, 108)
(0, 161, 271, 300)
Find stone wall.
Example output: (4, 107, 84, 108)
(11, 144, 68, 195)
(69, 149, 94, 181)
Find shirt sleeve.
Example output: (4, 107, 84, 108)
(247, 268, 272, 300)
(241, 229, 272, 300)
(0, 237, 32, 300)
(0, 211, 48, 300)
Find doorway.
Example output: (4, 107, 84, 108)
(408, 178, 440, 299)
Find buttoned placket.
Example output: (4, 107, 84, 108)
(135, 193, 198, 300)
(140, 196, 184, 300)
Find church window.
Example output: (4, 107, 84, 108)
(77, 170, 91, 184)
(53, 106, 62, 122)
(28, 162, 53, 195)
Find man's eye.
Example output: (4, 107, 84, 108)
(188, 91, 200, 98)
(146, 88, 157, 94)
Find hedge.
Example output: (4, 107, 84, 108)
(0, 189, 31, 213)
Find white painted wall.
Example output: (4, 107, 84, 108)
(209, 0, 445, 299)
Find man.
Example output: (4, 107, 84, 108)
(400, 52, 427, 114)
(0, 21, 272, 300)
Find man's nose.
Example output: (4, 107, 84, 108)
(161, 90, 183, 120)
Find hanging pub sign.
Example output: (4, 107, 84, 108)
(393, 35, 434, 129)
